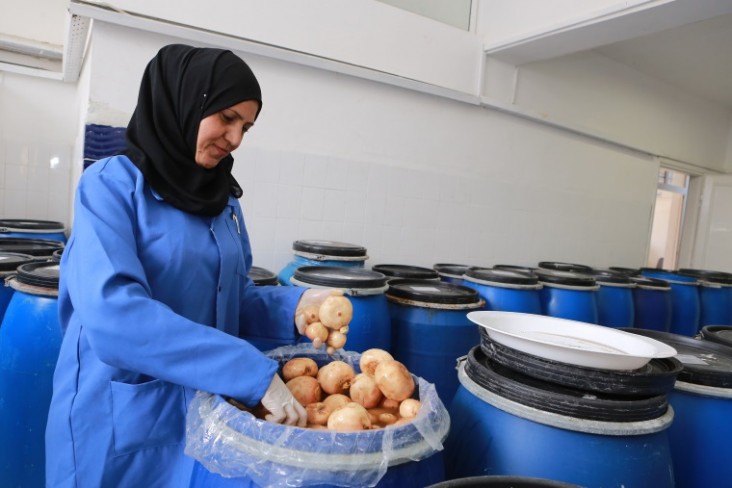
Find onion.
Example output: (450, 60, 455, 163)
(374, 359, 415, 402)
(349, 373, 383, 408)
(359, 349, 394, 377)
(399, 398, 421, 419)
(282, 357, 318, 382)
(285, 376, 321, 406)
(305, 402, 332, 425)
(379, 412, 398, 425)
(380, 398, 400, 410)
(322, 393, 351, 412)
(305, 322, 329, 349)
(319, 296, 353, 329)
(326, 330, 347, 352)
(317, 361, 355, 395)
(300, 305, 320, 324)
(327, 402, 371, 432)
(367, 407, 398, 426)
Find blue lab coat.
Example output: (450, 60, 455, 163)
(45, 155, 304, 487)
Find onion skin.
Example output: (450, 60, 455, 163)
(317, 361, 356, 395)
(301, 305, 320, 324)
(319, 296, 353, 329)
(285, 376, 322, 406)
(349, 373, 383, 408)
(322, 393, 351, 412)
(282, 357, 319, 382)
(327, 402, 371, 432)
(305, 322, 329, 344)
(380, 398, 400, 410)
(374, 359, 415, 402)
(306, 402, 332, 425)
(399, 398, 421, 419)
(359, 349, 394, 377)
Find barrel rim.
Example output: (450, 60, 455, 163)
(385, 278, 483, 306)
(372, 264, 440, 280)
(292, 239, 367, 258)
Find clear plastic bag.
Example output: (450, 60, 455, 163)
(185, 344, 450, 487)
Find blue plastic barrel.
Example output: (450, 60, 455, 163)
(290, 266, 390, 353)
(0, 219, 66, 242)
(537, 261, 594, 274)
(641, 269, 700, 336)
(623, 329, 732, 488)
(386, 279, 484, 403)
(534, 269, 598, 323)
(247, 266, 279, 286)
(444, 347, 674, 487)
(631, 277, 672, 332)
(0, 237, 64, 259)
(372, 264, 440, 282)
(492, 264, 538, 274)
(0, 262, 61, 488)
(278, 240, 368, 286)
(432, 263, 471, 285)
(678, 269, 732, 327)
(462, 268, 542, 314)
(591, 269, 635, 328)
(0, 252, 35, 325)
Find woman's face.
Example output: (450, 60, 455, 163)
(195, 99, 259, 169)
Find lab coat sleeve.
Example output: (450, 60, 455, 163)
(64, 164, 276, 406)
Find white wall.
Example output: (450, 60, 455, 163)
(85, 23, 659, 273)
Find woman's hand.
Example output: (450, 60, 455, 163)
(295, 289, 351, 353)
(294, 288, 344, 335)
(260, 374, 307, 426)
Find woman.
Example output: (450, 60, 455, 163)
(46, 44, 339, 487)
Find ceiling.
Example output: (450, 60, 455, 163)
(1, 3, 731, 111)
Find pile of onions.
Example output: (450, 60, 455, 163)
(302, 296, 353, 355)
(237, 349, 423, 431)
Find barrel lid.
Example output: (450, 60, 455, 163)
(630, 276, 671, 291)
(621, 328, 732, 388)
(533, 269, 596, 288)
(700, 326, 732, 352)
(537, 261, 594, 273)
(292, 266, 388, 289)
(292, 240, 367, 258)
(0, 219, 65, 232)
(15, 262, 60, 289)
(464, 268, 539, 286)
(51, 248, 64, 263)
(479, 334, 681, 397)
(608, 266, 641, 276)
(0, 252, 35, 272)
(492, 264, 538, 274)
(248, 266, 278, 286)
(464, 346, 668, 422)
(386, 279, 482, 305)
(677, 268, 732, 285)
(589, 269, 633, 285)
(371, 264, 439, 280)
(0, 238, 64, 256)
(432, 263, 470, 277)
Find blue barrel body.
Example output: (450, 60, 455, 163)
(1, 230, 66, 242)
(387, 280, 484, 403)
(595, 284, 634, 328)
(667, 386, 732, 488)
(0, 283, 13, 324)
(0, 253, 36, 325)
(445, 381, 674, 487)
(433, 264, 470, 286)
(462, 269, 542, 315)
(641, 270, 700, 336)
(697, 283, 732, 326)
(0, 219, 66, 243)
(0, 277, 61, 487)
(534, 270, 598, 323)
(278, 240, 368, 286)
(632, 277, 672, 332)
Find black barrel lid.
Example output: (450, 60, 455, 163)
(0, 238, 64, 257)
(537, 261, 594, 273)
(371, 264, 439, 280)
(248, 266, 278, 286)
(292, 240, 367, 258)
(464, 346, 668, 422)
(432, 263, 471, 277)
(630, 276, 671, 291)
(464, 267, 539, 286)
(386, 279, 482, 305)
(51, 248, 64, 263)
(700, 326, 732, 351)
(0, 219, 65, 232)
(426, 475, 583, 488)
(0, 252, 35, 272)
(677, 268, 732, 285)
(15, 262, 60, 289)
(622, 328, 732, 388)
(588, 269, 633, 285)
(292, 266, 388, 289)
(534, 269, 596, 288)
(479, 334, 681, 397)
(492, 264, 538, 274)
(609, 266, 642, 276)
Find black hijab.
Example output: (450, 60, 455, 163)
(123, 44, 262, 216)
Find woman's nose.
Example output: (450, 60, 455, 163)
(226, 126, 244, 150)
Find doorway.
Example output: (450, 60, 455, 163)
(647, 167, 689, 270)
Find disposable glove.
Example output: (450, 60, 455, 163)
(260, 373, 307, 427)
(294, 288, 345, 335)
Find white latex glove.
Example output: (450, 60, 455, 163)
(260, 374, 307, 427)
(294, 288, 345, 335)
